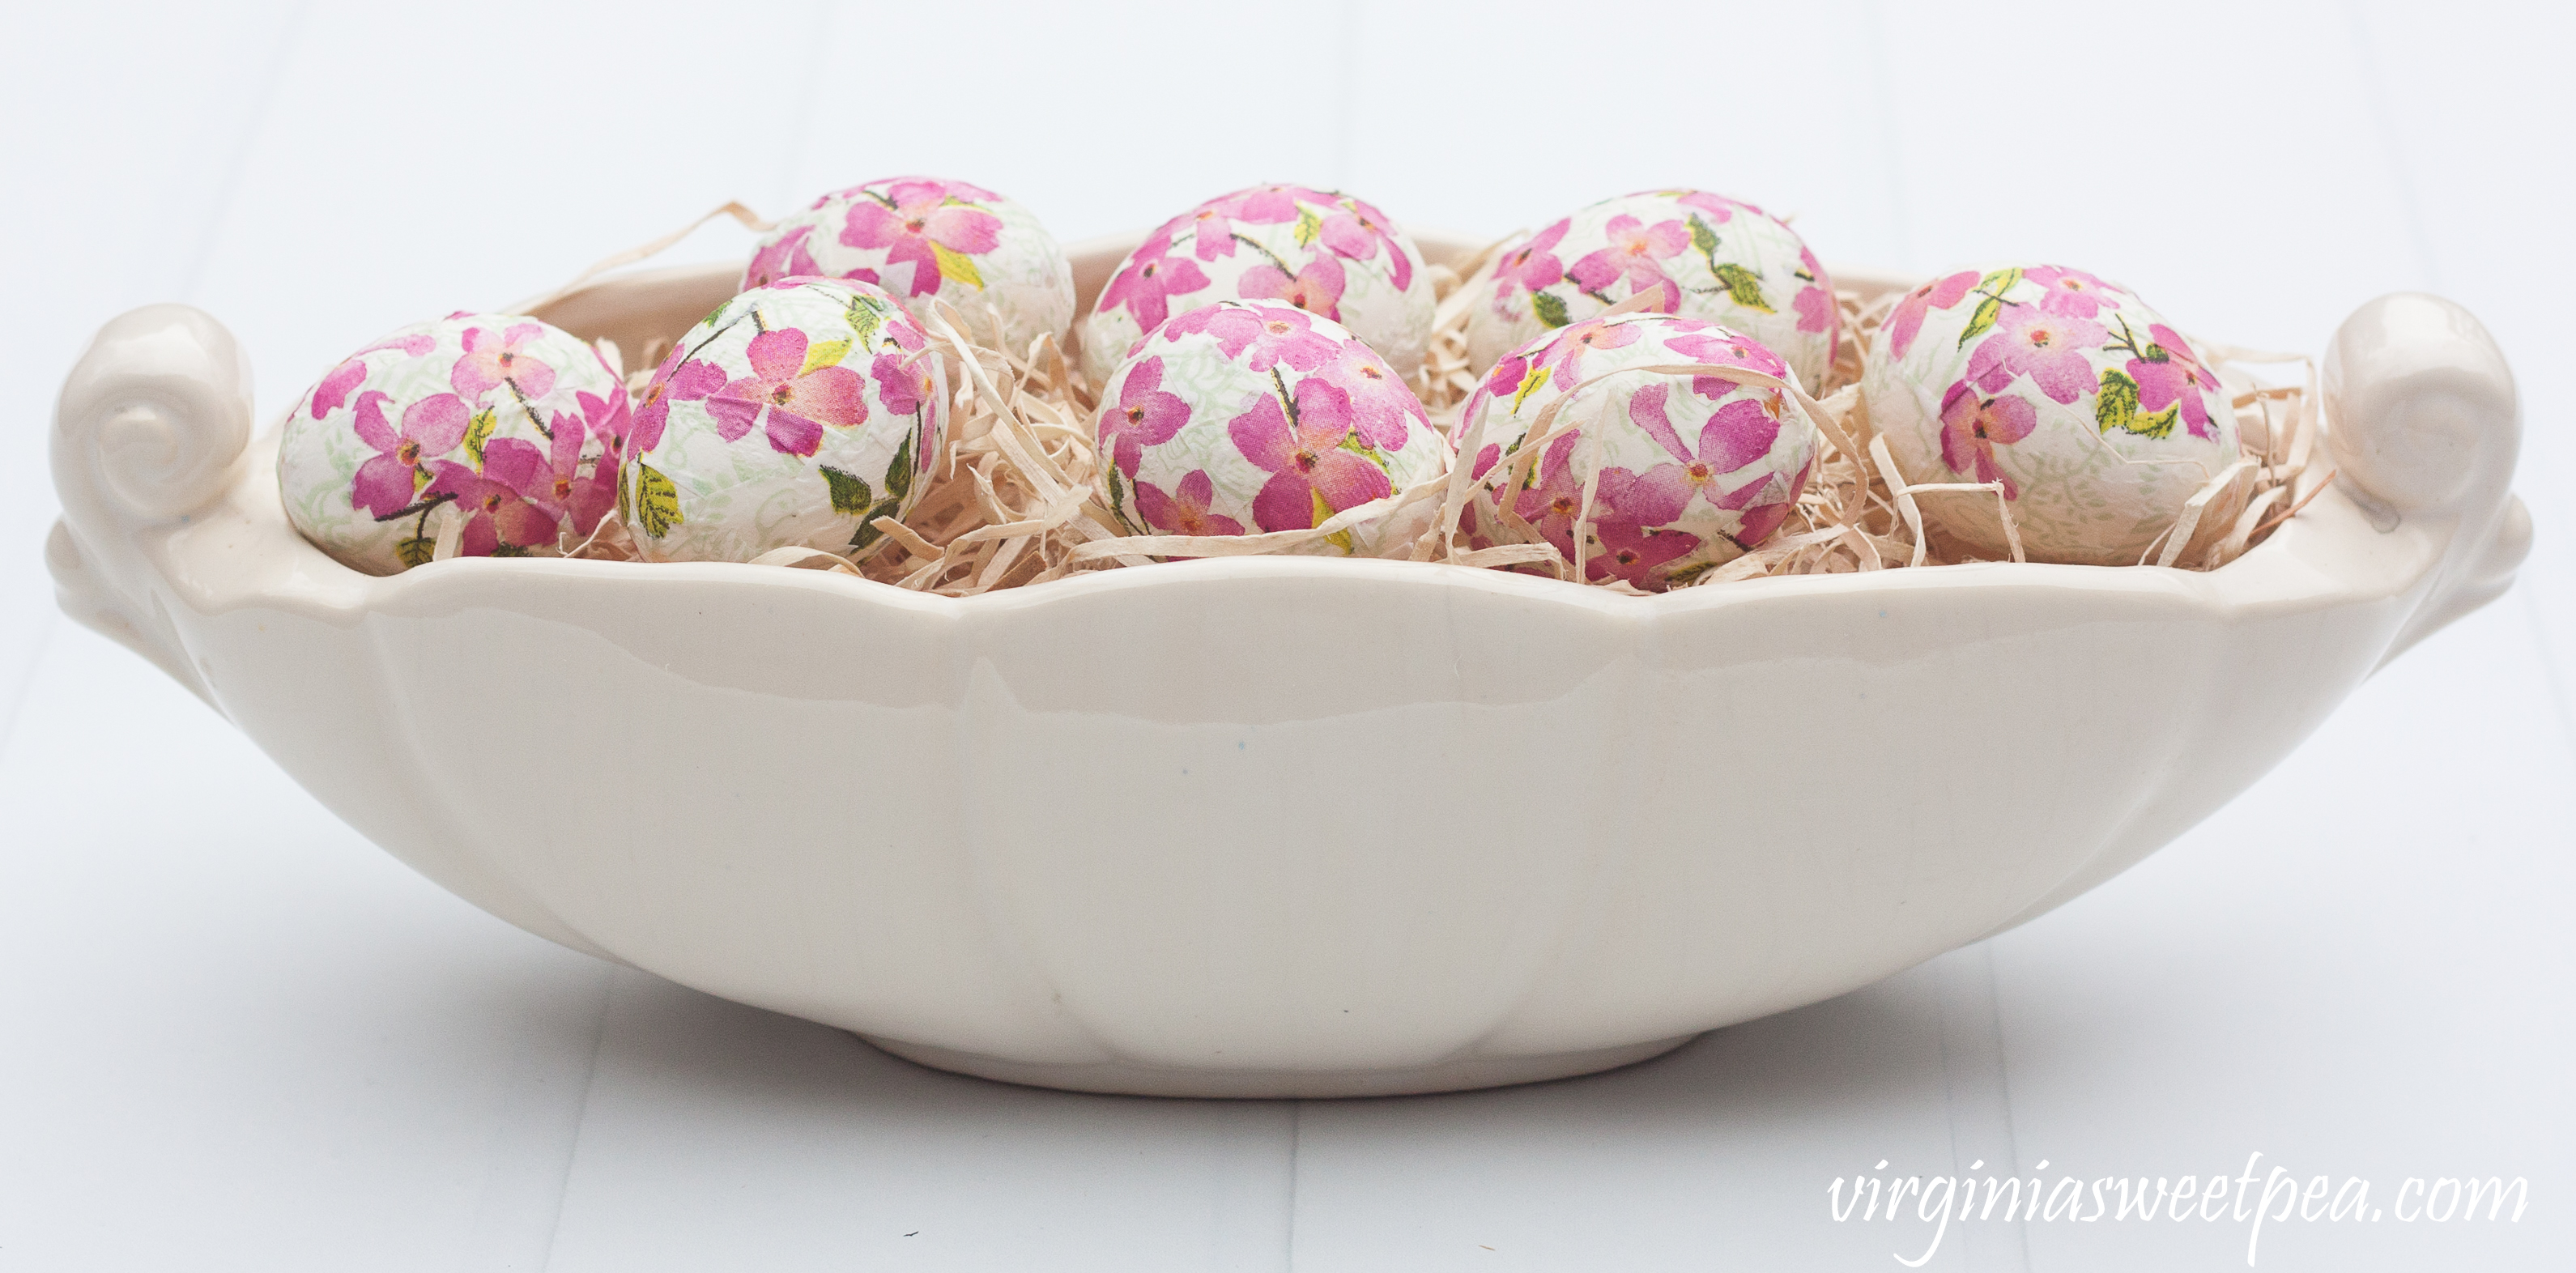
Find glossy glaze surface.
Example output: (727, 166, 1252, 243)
(45, 234, 2527, 1096)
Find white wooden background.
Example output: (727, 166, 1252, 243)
(2, 3, 2568, 1270)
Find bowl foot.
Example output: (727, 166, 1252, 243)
(853, 1032, 1701, 1099)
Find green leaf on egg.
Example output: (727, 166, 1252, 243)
(2094, 367, 2178, 440)
(845, 296, 884, 349)
(820, 465, 875, 515)
(463, 408, 497, 467)
(1688, 215, 1720, 258)
(394, 536, 436, 568)
(1509, 362, 1552, 413)
(1714, 263, 1773, 313)
(633, 462, 683, 537)
(1530, 290, 1573, 330)
(1105, 462, 1133, 530)
(884, 433, 915, 501)
(1978, 266, 2024, 296)
(849, 497, 903, 551)
(1958, 296, 2003, 347)
(1292, 206, 1323, 248)
(802, 338, 852, 373)
(931, 242, 986, 291)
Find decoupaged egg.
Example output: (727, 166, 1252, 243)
(624, 277, 948, 563)
(1471, 189, 1838, 390)
(744, 175, 1075, 360)
(277, 313, 630, 574)
(1082, 183, 1433, 392)
(1862, 265, 2242, 565)
(1095, 300, 1446, 556)
(1457, 312, 1818, 590)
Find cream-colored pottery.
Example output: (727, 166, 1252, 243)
(45, 232, 2528, 1097)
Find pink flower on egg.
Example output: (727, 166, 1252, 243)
(1100, 251, 1212, 330)
(1314, 351, 1424, 453)
(580, 347, 631, 445)
(540, 387, 628, 535)
(1099, 356, 1190, 476)
(451, 323, 556, 404)
(1318, 196, 1411, 290)
(1177, 206, 1240, 261)
(1215, 184, 1311, 225)
(348, 390, 470, 518)
(1615, 381, 1808, 554)
(841, 180, 1004, 298)
(815, 176, 999, 210)
(882, 309, 928, 353)
(1584, 511, 1702, 588)
(309, 333, 436, 419)
(1165, 303, 1339, 373)
(871, 349, 936, 416)
(312, 362, 368, 419)
(1937, 381, 2037, 497)
(708, 327, 869, 458)
(631, 352, 726, 453)
(424, 441, 562, 556)
(1884, 270, 1979, 361)
(1723, 466, 1808, 547)
(1492, 219, 1570, 309)
(1135, 470, 1245, 537)
(1229, 378, 1393, 532)
(1793, 245, 1836, 344)
(1131, 216, 1184, 263)
(1509, 432, 1592, 559)
(1566, 214, 1689, 302)
(1967, 303, 2107, 403)
(1590, 462, 1689, 528)
(1625, 382, 1782, 496)
(1239, 253, 1347, 320)
(745, 224, 824, 290)
(1539, 316, 1641, 390)
(1671, 190, 1752, 224)
(2025, 266, 2121, 319)
(1663, 326, 1790, 398)
(2128, 323, 2222, 439)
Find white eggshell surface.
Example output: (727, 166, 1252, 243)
(624, 278, 947, 563)
(745, 175, 1075, 361)
(1082, 183, 1433, 392)
(1470, 189, 1839, 390)
(1458, 312, 1818, 590)
(276, 313, 629, 575)
(1095, 300, 1447, 557)
(1862, 265, 2242, 565)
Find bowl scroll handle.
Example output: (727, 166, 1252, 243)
(2323, 292, 2530, 667)
(45, 304, 254, 706)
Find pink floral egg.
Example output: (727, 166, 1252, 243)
(277, 313, 630, 575)
(745, 175, 1075, 360)
(1457, 312, 1819, 590)
(1470, 189, 1839, 392)
(1096, 300, 1448, 556)
(1082, 183, 1434, 394)
(624, 277, 948, 563)
(1861, 265, 2242, 565)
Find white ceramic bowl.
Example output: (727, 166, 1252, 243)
(45, 234, 2529, 1097)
